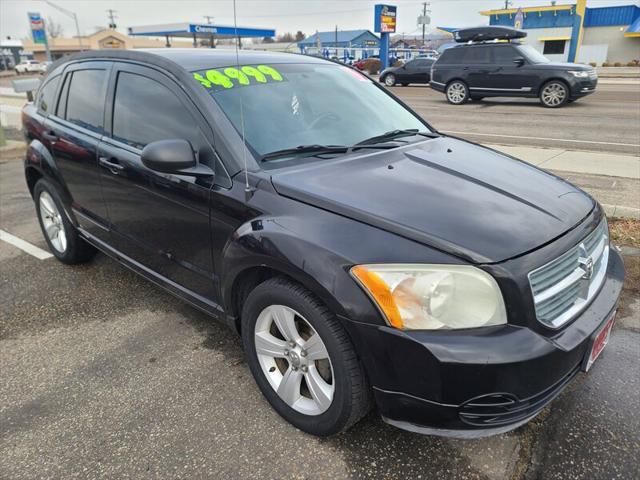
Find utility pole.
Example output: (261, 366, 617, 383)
(421, 2, 430, 47)
(335, 25, 338, 59)
(44, 1, 82, 49)
(106, 9, 117, 29)
(203, 16, 215, 48)
(504, 0, 512, 9)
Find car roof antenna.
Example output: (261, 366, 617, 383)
(232, 0, 254, 196)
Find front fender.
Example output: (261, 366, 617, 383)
(220, 216, 358, 322)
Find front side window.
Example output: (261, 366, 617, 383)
(517, 45, 550, 64)
(64, 69, 108, 133)
(112, 72, 204, 150)
(37, 74, 60, 114)
(493, 46, 520, 65)
(194, 63, 428, 165)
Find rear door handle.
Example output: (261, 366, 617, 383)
(99, 156, 125, 173)
(42, 131, 58, 142)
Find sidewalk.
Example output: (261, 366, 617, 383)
(488, 144, 640, 219)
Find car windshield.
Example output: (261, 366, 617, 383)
(516, 45, 550, 64)
(192, 63, 429, 165)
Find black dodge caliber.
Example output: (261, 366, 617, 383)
(23, 49, 623, 438)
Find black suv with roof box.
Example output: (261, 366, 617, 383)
(22, 48, 621, 439)
(430, 26, 598, 107)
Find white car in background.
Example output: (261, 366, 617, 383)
(15, 60, 47, 74)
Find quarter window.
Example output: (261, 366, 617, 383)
(112, 72, 204, 150)
(37, 74, 60, 114)
(64, 69, 108, 133)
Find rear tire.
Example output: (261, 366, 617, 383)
(241, 277, 371, 436)
(540, 80, 569, 108)
(34, 179, 96, 264)
(446, 80, 469, 105)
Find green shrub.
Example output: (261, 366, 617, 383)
(613, 62, 623, 67)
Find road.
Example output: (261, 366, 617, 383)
(389, 82, 640, 155)
(1, 151, 639, 479)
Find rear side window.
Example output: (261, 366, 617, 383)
(438, 47, 491, 64)
(112, 71, 204, 150)
(37, 75, 60, 114)
(64, 69, 108, 133)
(493, 46, 520, 65)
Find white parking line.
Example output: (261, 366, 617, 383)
(442, 131, 640, 148)
(0, 229, 53, 259)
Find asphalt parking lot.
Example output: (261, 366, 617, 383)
(1, 87, 639, 479)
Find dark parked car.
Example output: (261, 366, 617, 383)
(380, 57, 435, 86)
(430, 29, 598, 107)
(23, 49, 622, 438)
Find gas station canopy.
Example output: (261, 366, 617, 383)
(127, 22, 275, 44)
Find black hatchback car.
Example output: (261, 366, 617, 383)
(23, 49, 622, 438)
(430, 36, 598, 107)
(379, 57, 435, 87)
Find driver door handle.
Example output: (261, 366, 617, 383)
(99, 156, 124, 174)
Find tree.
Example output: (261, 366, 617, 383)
(276, 32, 294, 43)
(295, 31, 306, 41)
(262, 36, 274, 43)
(46, 17, 64, 38)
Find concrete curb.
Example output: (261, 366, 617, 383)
(602, 204, 640, 220)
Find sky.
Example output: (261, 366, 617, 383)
(1, 0, 638, 41)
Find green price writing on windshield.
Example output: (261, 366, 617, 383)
(193, 65, 284, 91)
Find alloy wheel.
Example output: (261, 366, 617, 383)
(39, 191, 67, 253)
(447, 82, 467, 104)
(254, 304, 334, 416)
(541, 82, 567, 107)
(384, 74, 396, 87)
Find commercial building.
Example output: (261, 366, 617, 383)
(22, 23, 276, 62)
(481, 2, 640, 65)
(22, 29, 192, 62)
(297, 30, 380, 52)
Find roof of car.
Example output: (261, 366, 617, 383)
(56, 48, 330, 72)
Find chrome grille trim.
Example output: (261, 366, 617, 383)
(528, 220, 609, 329)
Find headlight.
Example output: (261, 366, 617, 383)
(569, 70, 590, 78)
(351, 264, 507, 330)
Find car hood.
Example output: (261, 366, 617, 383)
(270, 137, 594, 264)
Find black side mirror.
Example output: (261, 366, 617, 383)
(141, 139, 213, 177)
(513, 56, 525, 67)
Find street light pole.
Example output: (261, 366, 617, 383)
(42, 0, 83, 50)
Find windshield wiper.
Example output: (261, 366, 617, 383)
(261, 144, 350, 162)
(261, 143, 398, 162)
(356, 129, 439, 146)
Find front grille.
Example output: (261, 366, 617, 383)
(528, 220, 609, 329)
(588, 69, 598, 80)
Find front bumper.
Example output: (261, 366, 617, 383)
(342, 248, 624, 437)
(569, 76, 598, 97)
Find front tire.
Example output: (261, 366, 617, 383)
(241, 277, 371, 436)
(446, 80, 469, 105)
(384, 73, 396, 87)
(34, 179, 96, 264)
(540, 80, 569, 108)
